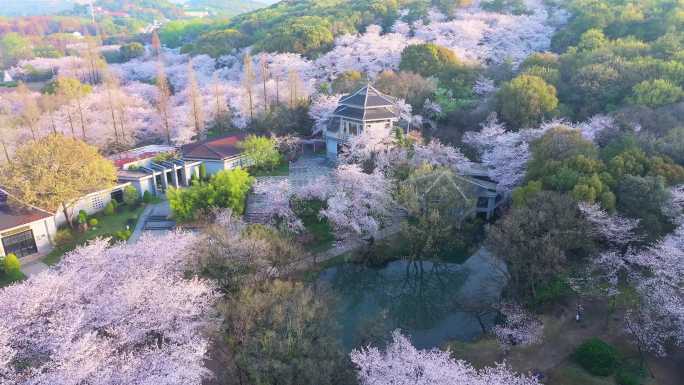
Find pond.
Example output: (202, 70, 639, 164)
(315, 248, 507, 350)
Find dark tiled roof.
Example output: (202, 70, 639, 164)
(181, 134, 246, 161)
(334, 106, 364, 120)
(339, 85, 396, 108)
(0, 190, 53, 232)
(364, 107, 398, 120)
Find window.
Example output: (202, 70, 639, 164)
(90, 194, 105, 210)
(1, 229, 37, 258)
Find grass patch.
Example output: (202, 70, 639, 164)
(0, 270, 26, 288)
(249, 161, 290, 177)
(43, 205, 145, 266)
(546, 362, 617, 385)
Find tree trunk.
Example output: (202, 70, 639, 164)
(0, 140, 10, 163)
(62, 202, 74, 229)
(67, 109, 76, 137)
(76, 97, 86, 140)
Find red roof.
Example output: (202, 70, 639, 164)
(181, 134, 246, 161)
(112, 152, 159, 168)
(0, 190, 53, 232)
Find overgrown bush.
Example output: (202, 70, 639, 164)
(143, 190, 153, 204)
(54, 229, 74, 247)
(3, 253, 21, 274)
(123, 185, 139, 207)
(104, 202, 116, 216)
(114, 229, 132, 242)
(573, 338, 619, 376)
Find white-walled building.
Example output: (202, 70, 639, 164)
(324, 85, 400, 159)
(111, 145, 202, 198)
(0, 190, 56, 259)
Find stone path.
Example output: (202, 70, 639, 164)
(128, 200, 175, 243)
(245, 155, 333, 223)
(20, 260, 48, 277)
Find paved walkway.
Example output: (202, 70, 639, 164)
(20, 260, 49, 277)
(245, 155, 333, 223)
(128, 200, 174, 243)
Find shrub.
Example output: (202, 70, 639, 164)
(54, 228, 74, 247)
(143, 190, 153, 204)
(104, 202, 116, 216)
(3, 253, 21, 274)
(573, 338, 619, 376)
(114, 229, 132, 241)
(123, 185, 139, 206)
(77, 210, 88, 224)
(616, 370, 641, 385)
(88, 218, 98, 227)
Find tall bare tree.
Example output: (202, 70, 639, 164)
(260, 54, 270, 111)
(151, 30, 162, 57)
(288, 69, 302, 108)
(15, 83, 40, 140)
(156, 61, 172, 144)
(243, 53, 255, 120)
(187, 59, 204, 139)
(211, 73, 230, 132)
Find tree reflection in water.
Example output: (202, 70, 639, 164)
(315, 249, 507, 350)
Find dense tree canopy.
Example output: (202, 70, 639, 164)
(496, 75, 559, 129)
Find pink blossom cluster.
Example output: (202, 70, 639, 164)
(493, 302, 544, 351)
(0, 232, 219, 385)
(350, 330, 542, 385)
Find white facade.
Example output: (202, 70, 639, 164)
(0, 217, 57, 259)
(53, 184, 131, 228)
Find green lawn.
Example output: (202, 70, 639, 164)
(249, 161, 290, 177)
(0, 270, 26, 288)
(43, 205, 145, 266)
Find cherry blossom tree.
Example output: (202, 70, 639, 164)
(463, 115, 531, 192)
(320, 164, 394, 240)
(0, 232, 219, 385)
(350, 330, 542, 385)
(493, 302, 544, 352)
(411, 138, 473, 173)
(309, 94, 342, 135)
(251, 179, 304, 233)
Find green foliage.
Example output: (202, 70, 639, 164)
(331, 70, 367, 93)
(247, 102, 314, 135)
(573, 338, 619, 377)
(548, 0, 684, 118)
(199, 163, 208, 182)
(255, 15, 334, 56)
(400, 43, 464, 78)
(103, 202, 116, 216)
(223, 280, 350, 385)
(113, 229, 133, 242)
(512, 180, 542, 207)
(630, 79, 684, 108)
(3, 253, 21, 275)
(167, 168, 253, 221)
(496, 74, 558, 128)
(142, 190, 153, 204)
(533, 275, 574, 308)
(88, 218, 98, 227)
(238, 135, 281, 170)
(0, 32, 33, 67)
(182, 28, 245, 57)
(123, 185, 140, 207)
(487, 191, 593, 302)
(77, 210, 88, 224)
(374, 70, 438, 110)
(54, 228, 74, 247)
(119, 42, 145, 60)
(43, 77, 93, 98)
(616, 175, 673, 240)
(527, 127, 615, 210)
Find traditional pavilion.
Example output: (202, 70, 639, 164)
(324, 84, 400, 159)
